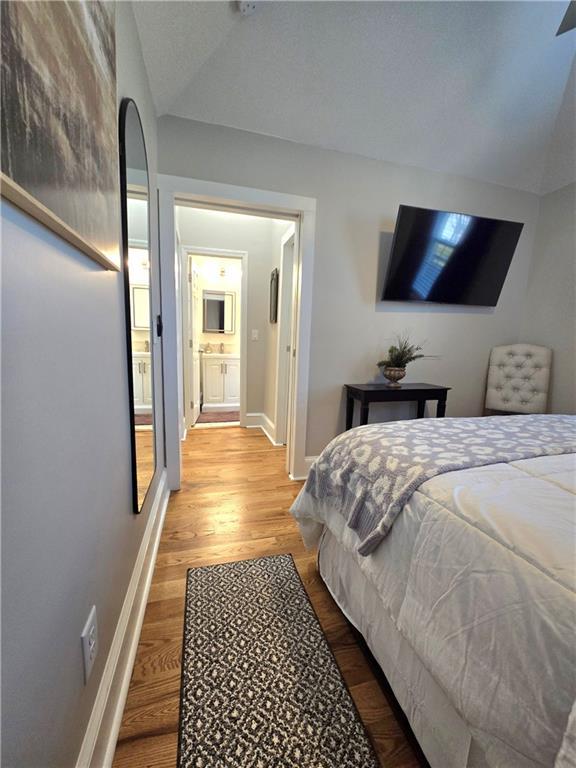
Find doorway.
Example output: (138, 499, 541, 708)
(183, 249, 244, 429)
(159, 176, 316, 482)
(178, 205, 297, 444)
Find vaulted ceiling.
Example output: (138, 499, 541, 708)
(133, 1, 575, 194)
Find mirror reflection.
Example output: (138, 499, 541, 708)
(202, 290, 235, 334)
(120, 100, 156, 512)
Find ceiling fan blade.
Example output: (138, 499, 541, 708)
(557, 1, 576, 35)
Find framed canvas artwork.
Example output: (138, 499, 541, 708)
(0, 0, 120, 269)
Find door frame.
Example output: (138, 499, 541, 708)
(181, 246, 247, 429)
(274, 225, 296, 447)
(183, 255, 200, 428)
(158, 174, 316, 484)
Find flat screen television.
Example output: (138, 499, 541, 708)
(381, 205, 524, 306)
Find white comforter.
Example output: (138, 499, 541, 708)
(291, 453, 576, 768)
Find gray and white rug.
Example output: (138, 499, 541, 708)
(178, 554, 380, 767)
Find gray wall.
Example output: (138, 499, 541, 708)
(1, 5, 158, 766)
(541, 60, 576, 196)
(158, 117, 541, 455)
(522, 183, 576, 413)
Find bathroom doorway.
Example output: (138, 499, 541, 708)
(178, 204, 297, 443)
(184, 250, 244, 428)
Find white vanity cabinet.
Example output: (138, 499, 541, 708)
(202, 356, 240, 409)
(132, 353, 152, 411)
(203, 358, 225, 405)
(223, 359, 240, 402)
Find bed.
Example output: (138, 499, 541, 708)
(290, 414, 576, 768)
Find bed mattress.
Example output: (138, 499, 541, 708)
(293, 453, 576, 768)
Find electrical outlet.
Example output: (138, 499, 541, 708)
(251, 329, 259, 341)
(237, 1, 257, 16)
(81, 606, 98, 683)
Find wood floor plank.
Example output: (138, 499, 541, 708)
(114, 732, 178, 768)
(113, 427, 422, 768)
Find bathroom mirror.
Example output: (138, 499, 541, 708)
(119, 98, 156, 514)
(203, 290, 235, 334)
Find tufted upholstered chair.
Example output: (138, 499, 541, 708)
(485, 344, 552, 414)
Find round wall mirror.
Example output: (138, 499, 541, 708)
(119, 98, 156, 513)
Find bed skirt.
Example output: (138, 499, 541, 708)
(317, 528, 491, 768)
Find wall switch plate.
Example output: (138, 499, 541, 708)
(81, 605, 98, 684)
(251, 329, 259, 341)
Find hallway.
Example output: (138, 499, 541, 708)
(112, 427, 421, 767)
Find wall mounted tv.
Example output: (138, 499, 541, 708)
(381, 205, 524, 306)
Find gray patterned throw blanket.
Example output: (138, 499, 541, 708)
(297, 414, 576, 556)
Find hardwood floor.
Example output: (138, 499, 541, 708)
(135, 428, 155, 509)
(113, 427, 422, 768)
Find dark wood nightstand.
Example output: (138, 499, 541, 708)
(344, 382, 451, 430)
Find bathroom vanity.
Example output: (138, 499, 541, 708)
(132, 352, 152, 412)
(201, 355, 240, 410)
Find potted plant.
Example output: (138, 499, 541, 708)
(378, 335, 426, 388)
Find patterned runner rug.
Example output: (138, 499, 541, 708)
(178, 554, 379, 767)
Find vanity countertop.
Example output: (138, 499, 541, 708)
(200, 352, 239, 358)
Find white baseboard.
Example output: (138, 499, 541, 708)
(260, 413, 282, 446)
(244, 412, 264, 428)
(202, 403, 240, 412)
(75, 472, 170, 768)
(290, 455, 317, 481)
(244, 412, 283, 447)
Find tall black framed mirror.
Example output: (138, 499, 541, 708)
(119, 98, 156, 513)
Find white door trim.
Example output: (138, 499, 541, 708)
(158, 174, 316, 483)
(181, 246, 247, 429)
(182, 255, 199, 429)
(274, 225, 296, 446)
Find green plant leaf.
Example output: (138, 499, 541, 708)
(378, 334, 429, 368)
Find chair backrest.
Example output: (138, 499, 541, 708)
(485, 343, 552, 414)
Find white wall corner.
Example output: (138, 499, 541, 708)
(75, 473, 170, 768)
(290, 455, 317, 481)
(158, 187, 182, 491)
(244, 412, 264, 428)
(244, 412, 283, 447)
(260, 413, 281, 446)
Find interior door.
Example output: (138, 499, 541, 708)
(224, 360, 241, 403)
(276, 232, 295, 444)
(189, 257, 201, 424)
(286, 222, 300, 473)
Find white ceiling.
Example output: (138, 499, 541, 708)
(133, 1, 575, 194)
